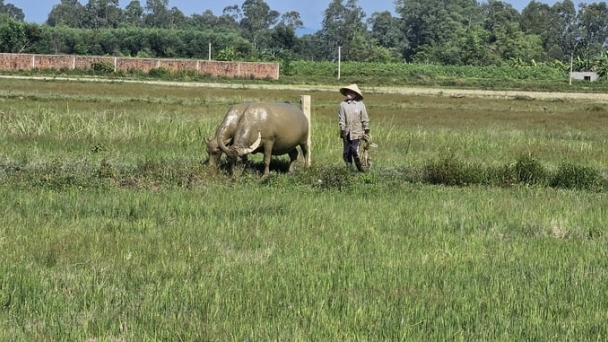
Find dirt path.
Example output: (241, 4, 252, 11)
(3, 75, 607, 102)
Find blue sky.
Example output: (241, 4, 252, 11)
(7, 0, 584, 29)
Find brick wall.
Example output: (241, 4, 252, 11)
(0, 53, 280, 80)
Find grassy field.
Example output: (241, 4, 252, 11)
(1, 78, 608, 341)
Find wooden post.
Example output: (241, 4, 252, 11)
(300, 95, 312, 166)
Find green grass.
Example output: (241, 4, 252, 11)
(2, 78, 608, 340)
(4, 60, 608, 93)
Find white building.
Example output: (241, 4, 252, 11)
(569, 71, 599, 82)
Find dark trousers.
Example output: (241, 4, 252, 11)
(342, 138, 360, 165)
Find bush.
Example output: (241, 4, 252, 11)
(91, 61, 115, 74)
(148, 67, 172, 79)
(423, 155, 488, 186)
(514, 154, 549, 186)
(550, 163, 602, 191)
(313, 165, 356, 191)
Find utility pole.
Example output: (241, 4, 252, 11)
(569, 40, 581, 86)
(338, 46, 341, 80)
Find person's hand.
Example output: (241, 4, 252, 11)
(340, 130, 347, 139)
(363, 130, 370, 141)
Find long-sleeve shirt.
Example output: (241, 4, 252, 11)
(338, 100, 370, 140)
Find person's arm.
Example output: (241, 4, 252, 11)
(360, 102, 370, 134)
(339, 103, 348, 138)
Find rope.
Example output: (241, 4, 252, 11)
(360, 134, 378, 169)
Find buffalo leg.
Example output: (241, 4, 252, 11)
(299, 143, 311, 168)
(262, 142, 274, 176)
(287, 148, 299, 172)
(226, 155, 238, 176)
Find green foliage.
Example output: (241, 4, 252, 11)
(3, 79, 608, 341)
(6, 0, 608, 67)
(91, 61, 115, 74)
(515, 154, 549, 186)
(147, 67, 172, 79)
(0, 18, 26, 53)
(278, 61, 576, 91)
(26, 26, 250, 59)
(423, 155, 481, 186)
(310, 165, 356, 191)
(275, 49, 294, 76)
(550, 163, 603, 191)
(421, 154, 608, 190)
(216, 46, 241, 61)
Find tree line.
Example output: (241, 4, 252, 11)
(1, 0, 607, 71)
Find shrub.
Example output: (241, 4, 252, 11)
(91, 61, 115, 74)
(423, 155, 488, 186)
(514, 154, 549, 186)
(148, 67, 172, 79)
(550, 163, 602, 191)
(486, 164, 517, 187)
(313, 165, 356, 191)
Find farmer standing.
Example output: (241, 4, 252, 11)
(338, 84, 370, 172)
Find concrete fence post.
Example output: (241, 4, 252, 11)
(300, 95, 312, 166)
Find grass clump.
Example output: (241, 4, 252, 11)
(550, 163, 603, 191)
(423, 155, 489, 186)
(418, 154, 606, 191)
(4, 156, 608, 193)
(514, 154, 549, 186)
(91, 61, 115, 74)
(148, 67, 175, 79)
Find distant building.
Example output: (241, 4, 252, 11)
(569, 71, 599, 82)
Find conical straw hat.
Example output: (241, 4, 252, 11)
(339, 84, 363, 100)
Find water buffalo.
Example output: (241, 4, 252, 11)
(205, 102, 250, 167)
(217, 102, 311, 176)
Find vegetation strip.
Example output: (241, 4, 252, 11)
(1, 78, 608, 340)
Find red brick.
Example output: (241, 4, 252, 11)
(0, 53, 279, 80)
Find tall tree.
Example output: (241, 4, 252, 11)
(144, 0, 170, 28)
(265, 9, 304, 52)
(239, 0, 279, 49)
(269, 23, 299, 51)
(368, 11, 403, 50)
(458, 23, 497, 65)
(0, 1, 25, 22)
(318, 0, 367, 61)
(491, 22, 543, 63)
(124, 1, 144, 27)
(521, 0, 559, 60)
(279, 11, 303, 30)
(396, 0, 481, 62)
(190, 10, 217, 30)
(577, 2, 608, 59)
(84, 0, 123, 29)
(47, 0, 86, 27)
(168, 6, 187, 29)
(481, 0, 520, 36)
(222, 5, 242, 23)
(0, 18, 26, 52)
(480, 0, 542, 64)
(208, 6, 241, 32)
(554, 0, 579, 61)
